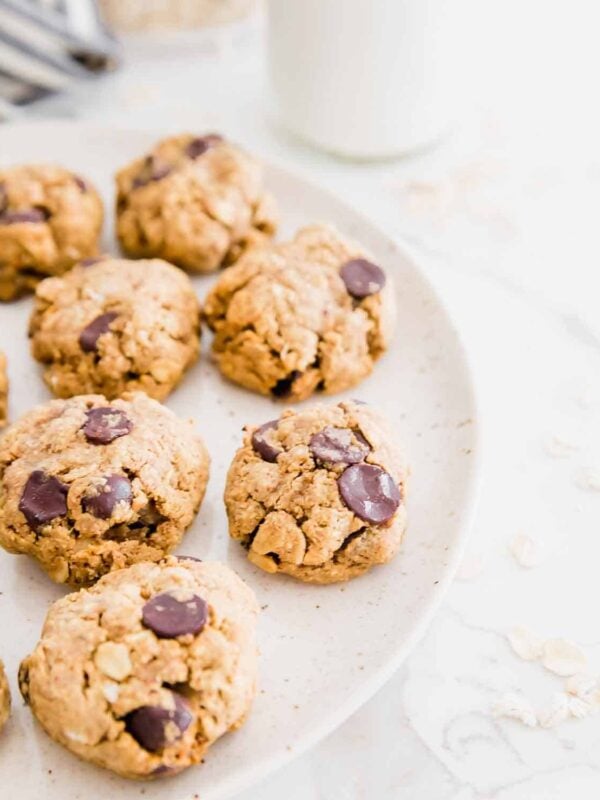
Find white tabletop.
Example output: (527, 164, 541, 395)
(23, 3, 600, 797)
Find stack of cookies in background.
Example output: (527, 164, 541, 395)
(0, 133, 407, 779)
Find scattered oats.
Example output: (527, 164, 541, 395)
(565, 673, 598, 698)
(542, 639, 587, 677)
(492, 692, 538, 727)
(508, 533, 540, 568)
(507, 625, 544, 661)
(538, 692, 570, 728)
(456, 553, 485, 582)
(543, 434, 580, 458)
(576, 468, 600, 492)
(568, 696, 595, 719)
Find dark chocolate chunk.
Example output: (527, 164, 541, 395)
(79, 312, 118, 352)
(251, 420, 281, 462)
(340, 258, 386, 298)
(337, 463, 401, 523)
(142, 591, 209, 638)
(19, 470, 68, 529)
(309, 426, 370, 465)
(125, 693, 193, 752)
(83, 475, 132, 519)
(82, 407, 133, 445)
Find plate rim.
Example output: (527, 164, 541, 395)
(0, 120, 482, 800)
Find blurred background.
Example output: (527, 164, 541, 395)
(3, 2, 600, 798)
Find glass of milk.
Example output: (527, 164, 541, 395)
(267, 0, 455, 160)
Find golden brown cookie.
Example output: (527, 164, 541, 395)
(19, 558, 258, 779)
(0, 164, 103, 300)
(225, 400, 407, 583)
(115, 133, 277, 273)
(29, 257, 200, 401)
(0, 351, 7, 427)
(0, 658, 10, 733)
(203, 224, 396, 401)
(0, 393, 210, 586)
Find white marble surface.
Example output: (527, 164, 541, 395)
(19, 2, 600, 796)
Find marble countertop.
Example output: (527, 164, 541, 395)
(20, 3, 600, 797)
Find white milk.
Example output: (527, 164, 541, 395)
(267, 0, 454, 159)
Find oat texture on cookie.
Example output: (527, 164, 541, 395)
(0, 658, 11, 733)
(203, 224, 397, 401)
(29, 257, 200, 400)
(225, 400, 407, 583)
(0, 393, 210, 586)
(115, 133, 277, 273)
(0, 351, 7, 427)
(19, 558, 258, 779)
(0, 164, 103, 301)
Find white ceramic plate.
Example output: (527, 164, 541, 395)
(0, 123, 480, 800)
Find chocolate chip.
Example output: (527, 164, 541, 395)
(251, 420, 281, 462)
(309, 426, 370, 465)
(142, 591, 208, 638)
(79, 312, 118, 352)
(0, 208, 49, 225)
(83, 475, 132, 519)
(19, 470, 68, 529)
(271, 371, 301, 398)
(132, 156, 172, 189)
(175, 555, 202, 562)
(74, 176, 87, 192)
(125, 692, 192, 753)
(340, 259, 386, 298)
(83, 407, 133, 445)
(185, 134, 223, 159)
(337, 463, 401, 524)
(79, 257, 102, 267)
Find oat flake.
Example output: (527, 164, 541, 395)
(542, 639, 588, 677)
(507, 625, 544, 661)
(508, 533, 540, 568)
(492, 692, 538, 727)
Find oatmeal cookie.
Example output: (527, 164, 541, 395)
(29, 257, 200, 401)
(203, 224, 396, 401)
(0, 393, 209, 586)
(0, 658, 10, 733)
(115, 133, 277, 273)
(0, 164, 103, 301)
(19, 558, 258, 778)
(0, 351, 7, 427)
(225, 400, 407, 583)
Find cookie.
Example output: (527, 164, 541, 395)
(0, 351, 7, 427)
(225, 400, 407, 583)
(0, 658, 10, 733)
(115, 133, 277, 273)
(19, 558, 258, 779)
(203, 224, 396, 401)
(29, 257, 200, 401)
(0, 164, 103, 301)
(0, 393, 209, 586)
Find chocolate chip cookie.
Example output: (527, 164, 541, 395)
(115, 133, 277, 273)
(0, 351, 7, 427)
(19, 557, 258, 779)
(0, 658, 10, 733)
(29, 257, 200, 401)
(0, 393, 210, 586)
(0, 164, 103, 301)
(203, 224, 396, 401)
(225, 400, 407, 583)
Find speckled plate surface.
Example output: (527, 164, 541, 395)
(0, 123, 480, 800)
